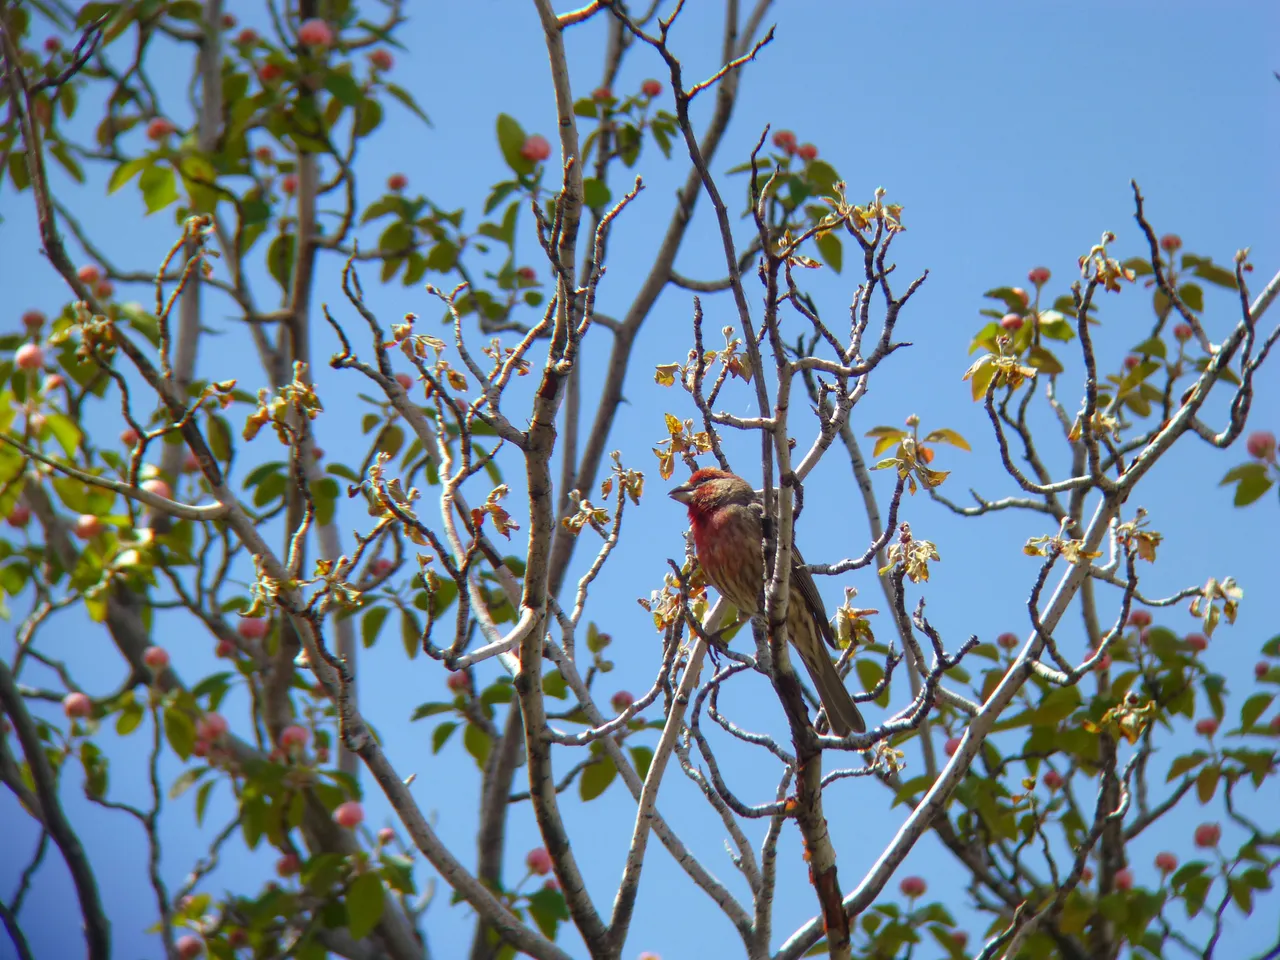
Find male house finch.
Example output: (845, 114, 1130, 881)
(670, 469, 865, 735)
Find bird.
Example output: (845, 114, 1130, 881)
(669, 468, 865, 735)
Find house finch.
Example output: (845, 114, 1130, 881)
(670, 469, 865, 735)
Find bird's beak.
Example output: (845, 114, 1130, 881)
(669, 482, 693, 504)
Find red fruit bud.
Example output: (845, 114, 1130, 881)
(1270, 715, 1280, 733)
(1173, 323, 1193, 342)
(73, 515, 102, 539)
(227, 929, 248, 948)
(176, 935, 205, 959)
(1127, 610, 1151, 628)
(387, 173, 408, 192)
(297, 18, 334, 48)
(94, 280, 115, 300)
(238, 617, 268, 640)
(395, 372, 414, 391)
(1080, 866, 1094, 883)
(121, 428, 140, 447)
(526, 847, 553, 876)
(143, 646, 170, 671)
(315, 746, 330, 763)
(1195, 717, 1218, 737)
(276, 853, 301, 877)
(142, 478, 172, 500)
(1042, 769, 1065, 790)
(591, 86, 612, 102)
(1256, 662, 1269, 680)
(999, 313, 1023, 332)
(944, 736, 961, 757)
(281, 174, 298, 195)
(369, 49, 394, 71)
(446, 671, 471, 694)
(899, 875, 927, 898)
(1185, 633, 1207, 653)
(1027, 266, 1051, 287)
(215, 639, 236, 658)
(641, 79, 662, 97)
(63, 692, 92, 719)
(951, 931, 968, 948)
(772, 130, 797, 154)
(258, 62, 283, 83)
(333, 801, 364, 828)
(7, 505, 31, 528)
(1246, 430, 1276, 461)
(520, 134, 552, 163)
(796, 143, 818, 161)
(146, 117, 175, 141)
(372, 558, 394, 577)
(254, 145, 274, 164)
(1159, 234, 1182, 253)
(77, 264, 102, 285)
(378, 827, 396, 844)
(1124, 355, 1139, 370)
(43, 374, 64, 392)
(22, 310, 45, 330)
(517, 266, 537, 282)
(610, 690, 634, 712)
(197, 713, 228, 741)
(1011, 287, 1030, 308)
(1194, 823, 1221, 848)
(15, 344, 45, 370)
(996, 632, 1019, 650)
(238, 28, 260, 46)
(44, 37, 62, 53)
(1114, 868, 1134, 891)
(221, 13, 236, 28)
(279, 725, 309, 750)
(1154, 851, 1177, 874)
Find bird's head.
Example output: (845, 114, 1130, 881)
(669, 468, 754, 519)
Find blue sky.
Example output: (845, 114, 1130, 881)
(2, 2, 1279, 959)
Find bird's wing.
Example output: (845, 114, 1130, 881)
(790, 543, 839, 650)
(748, 502, 839, 651)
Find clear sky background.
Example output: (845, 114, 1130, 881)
(2, 2, 1278, 959)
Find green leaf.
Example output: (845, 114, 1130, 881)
(44, 412, 82, 457)
(1195, 765, 1219, 804)
(431, 721, 457, 753)
(267, 233, 296, 292)
(1240, 693, 1273, 728)
(815, 232, 842, 273)
(463, 723, 492, 769)
(1179, 282, 1204, 313)
(400, 608, 421, 660)
(922, 428, 970, 451)
(345, 872, 385, 940)
(579, 756, 617, 801)
(1131, 336, 1167, 359)
(496, 113, 534, 176)
(542, 670, 567, 700)
(582, 177, 611, 210)
(1233, 471, 1273, 507)
(324, 71, 362, 106)
(169, 766, 206, 800)
(139, 164, 178, 214)
(629, 745, 654, 780)
(194, 780, 214, 826)
(115, 700, 143, 736)
(164, 706, 195, 760)
(805, 160, 839, 194)
(384, 83, 431, 125)
(1167, 751, 1208, 781)
(1026, 344, 1064, 375)
(410, 702, 454, 721)
(361, 606, 389, 649)
(108, 156, 149, 194)
(527, 887, 569, 939)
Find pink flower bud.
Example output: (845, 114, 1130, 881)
(526, 847, 553, 876)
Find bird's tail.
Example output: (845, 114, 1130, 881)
(798, 648, 865, 736)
